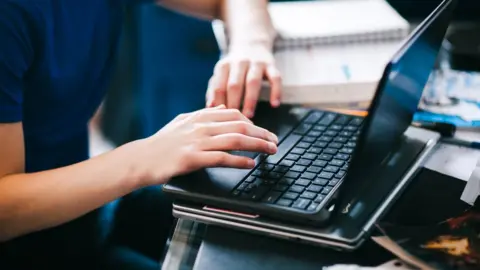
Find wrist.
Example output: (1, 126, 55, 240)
(120, 139, 174, 188)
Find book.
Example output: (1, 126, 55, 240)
(267, 0, 410, 51)
(372, 209, 480, 270)
(211, 0, 410, 105)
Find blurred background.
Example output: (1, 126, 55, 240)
(90, 0, 480, 156)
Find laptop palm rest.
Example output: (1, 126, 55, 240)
(172, 127, 439, 250)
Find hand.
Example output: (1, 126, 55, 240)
(206, 44, 282, 118)
(134, 105, 278, 186)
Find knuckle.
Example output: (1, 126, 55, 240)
(247, 78, 261, 88)
(236, 122, 249, 134)
(227, 82, 242, 92)
(213, 86, 226, 94)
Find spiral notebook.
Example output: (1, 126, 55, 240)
(211, 0, 410, 104)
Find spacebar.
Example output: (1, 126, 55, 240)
(264, 134, 302, 164)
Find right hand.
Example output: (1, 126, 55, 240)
(135, 105, 278, 185)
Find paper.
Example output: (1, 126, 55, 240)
(424, 143, 480, 182)
(461, 159, 480, 205)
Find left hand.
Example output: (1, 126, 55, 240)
(206, 44, 282, 118)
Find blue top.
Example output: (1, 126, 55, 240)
(0, 0, 135, 172)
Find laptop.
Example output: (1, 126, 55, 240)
(164, 0, 457, 231)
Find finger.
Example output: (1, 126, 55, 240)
(226, 60, 249, 109)
(177, 105, 226, 122)
(243, 63, 264, 118)
(200, 133, 278, 155)
(204, 121, 278, 143)
(195, 108, 253, 124)
(208, 61, 230, 107)
(266, 64, 282, 107)
(197, 152, 256, 169)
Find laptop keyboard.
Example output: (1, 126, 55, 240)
(231, 111, 363, 213)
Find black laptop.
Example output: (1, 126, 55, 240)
(164, 0, 457, 227)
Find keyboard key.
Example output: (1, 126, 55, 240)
(295, 179, 310, 186)
(314, 141, 327, 148)
(293, 198, 311, 210)
(335, 170, 346, 178)
(328, 142, 343, 149)
(238, 182, 249, 190)
(334, 137, 348, 143)
(312, 160, 327, 167)
(289, 185, 305, 193)
(307, 130, 322, 138)
(335, 154, 349, 160)
(313, 125, 327, 132)
(293, 123, 312, 135)
(340, 131, 353, 137)
(282, 192, 299, 200)
(307, 147, 322, 154)
(302, 136, 316, 143)
(307, 185, 322, 193)
(266, 172, 283, 179)
(324, 130, 338, 136)
(284, 171, 301, 179)
(301, 191, 317, 200)
(258, 178, 276, 186)
(291, 165, 306, 173)
(273, 184, 289, 192)
(307, 166, 322, 173)
(321, 187, 332, 195)
(303, 153, 317, 160)
(278, 178, 295, 186)
(277, 199, 293, 207)
(318, 113, 336, 126)
(329, 159, 345, 167)
(244, 176, 256, 183)
(279, 159, 295, 167)
(322, 148, 337, 155)
(340, 148, 354, 154)
(318, 136, 332, 142)
(307, 203, 320, 212)
(318, 154, 333, 161)
(291, 148, 306, 155)
(318, 172, 334, 179)
(313, 179, 328, 186)
(330, 124, 343, 131)
(232, 190, 241, 197)
(346, 142, 356, 148)
(262, 191, 282, 203)
(328, 179, 339, 186)
(350, 117, 363, 126)
(334, 115, 351, 125)
(273, 166, 290, 173)
(285, 154, 300, 161)
(301, 172, 316, 180)
(296, 159, 312, 166)
(297, 142, 311, 149)
(264, 134, 302, 164)
(247, 186, 270, 201)
(323, 166, 339, 173)
(344, 125, 357, 131)
(304, 112, 324, 124)
(314, 195, 325, 203)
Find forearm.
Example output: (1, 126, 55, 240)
(0, 141, 144, 242)
(221, 0, 276, 50)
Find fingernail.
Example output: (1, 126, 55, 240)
(244, 110, 254, 118)
(271, 100, 280, 107)
(216, 104, 226, 109)
(247, 159, 256, 168)
(268, 142, 277, 153)
(268, 133, 278, 144)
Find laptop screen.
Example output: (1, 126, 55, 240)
(339, 0, 456, 204)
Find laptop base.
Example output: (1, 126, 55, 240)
(172, 127, 440, 251)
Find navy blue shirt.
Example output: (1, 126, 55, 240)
(0, 0, 129, 173)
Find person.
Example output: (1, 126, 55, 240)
(0, 0, 281, 269)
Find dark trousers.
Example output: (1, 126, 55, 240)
(0, 186, 174, 270)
